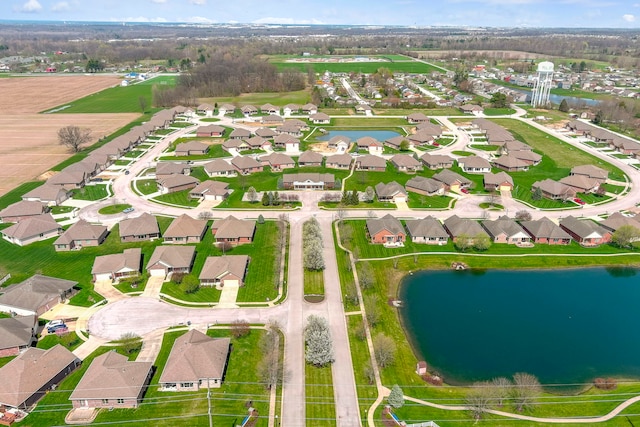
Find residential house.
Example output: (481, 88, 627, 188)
(405, 216, 449, 245)
(196, 125, 225, 137)
(326, 153, 353, 170)
(146, 245, 196, 278)
(355, 155, 386, 171)
(283, 173, 335, 190)
(222, 139, 251, 152)
(0, 213, 62, 246)
(356, 137, 384, 155)
(405, 176, 445, 196)
(481, 216, 531, 244)
(420, 153, 453, 170)
(571, 165, 608, 183)
(241, 105, 258, 116)
(21, 184, 71, 206)
(196, 103, 215, 116)
(406, 112, 429, 124)
(354, 104, 372, 115)
(0, 315, 36, 357)
(218, 104, 236, 115)
(199, 255, 250, 287)
(47, 170, 88, 189)
(228, 128, 252, 140)
(483, 172, 514, 192)
(459, 104, 484, 115)
(189, 181, 230, 201)
(54, 219, 108, 251)
(175, 141, 209, 156)
(375, 182, 408, 203)
(298, 151, 324, 167)
(492, 155, 530, 172)
(0, 200, 48, 223)
(560, 216, 611, 246)
(497, 140, 531, 155)
(0, 275, 77, 316)
(283, 104, 300, 115)
(163, 214, 208, 244)
(91, 248, 142, 282)
(302, 103, 318, 115)
(204, 159, 237, 177)
(245, 136, 272, 151)
(408, 130, 436, 146)
(458, 156, 491, 174)
(521, 217, 572, 245)
(532, 179, 577, 201)
(231, 156, 263, 175)
(310, 112, 330, 124)
(443, 215, 488, 242)
(70, 351, 153, 409)
(385, 135, 413, 151)
(159, 330, 230, 391)
(559, 175, 600, 194)
(211, 216, 256, 244)
(155, 162, 191, 180)
(390, 154, 422, 172)
(261, 114, 284, 126)
(157, 175, 200, 194)
(510, 150, 542, 166)
(255, 127, 277, 139)
(415, 122, 443, 139)
(366, 214, 406, 245)
(119, 213, 160, 242)
(433, 170, 471, 192)
(327, 135, 350, 152)
(273, 134, 299, 151)
(0, 345, 80, 410)
(260, 104, 280, 115)
(260, 152, 296, 171)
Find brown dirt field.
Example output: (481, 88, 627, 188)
(0, 74, 121, 114)
(0, 75, 135, 197)
(0, 113, 138, 196)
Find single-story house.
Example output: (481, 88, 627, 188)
(443, 215, 488, 242)
(222, 139, 251, 152)
(459, 104, 483, 115)
(0, 275, 77, 316)
(283, 103, 300, 115)
(157, 175, 200, 194)
(273, 134, 299, 151)
(282, 173, 335, 190)
(245, 136, 272, 150)
(405, 216, 448, 245)
(119, 213, 160, 242)
(54, 219, 108, 251)
(310, 112, 330, 124)
(600, 212, 640, 234)
(204, 159, 236, 177)
(415, 122, 443, 139)
(189, 180, 230, 201)
(199, 255, 250, 287)
(406, 112, 429, 124)
(0, 201, 47, 223)
(390, 154, 422, 172)
(260, 153, 296, 171)
(405, 176, 445, 196)
(326, 153, 353, 170)
(520, 217, 572, 245)
(355, 104, 372, 114)
(385, 135, 413, 151)
(255, 127, 277, 139)
(492, 155, 530, 172)
(231, 156, 263, 175)
(570, 165, 608, 183)
(366, 214, 406, 245)
(0, 315, 36, 357)
(375, 182, 408, 203)
(159, 330, 230, 391)
(355, 155, 386, 171)
(196, 125, 225, 137)
(175, 141, 209, 156)
(510, 150, 542, 166)
(261, 114, 284, 126)
(298, 151, 324, 167)
(327, 136, 350, 152)
(47, 170, 88, 189)
(163, 214, 208, 244)
(458, 156, 491, 174)
(356, 137, 384, 155)
(241, 105, 258, 116)
(70, 351, 153, 409)
(211, 216, 256, 245)
(0, 213, 62, 246)
(483, 172, 514, 192)
(559, 175, 600, 194)
(432, 170, 472, 192)
(531, 179, 576, 201)
(0, 345, 80, 410)
(218, 104, 236, 115)
(559, 216, 611, 246)
(407, 130, 435, 146)
(21, 184, 71, 206)
(155, 162, 191, 180)
(420, 153, 454, 170)
(302, 103, 318, 115)
(260, 104, 280, 115)
(196, 103, 215, 116)
(146, 245, 196, 278)
(481, 216, 531, 244)
(91, 248, 142, 282)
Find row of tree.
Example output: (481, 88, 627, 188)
(303, 217, 325, 271)
(466, 373, 542, 420)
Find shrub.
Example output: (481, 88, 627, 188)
(594, 378, 617, 390)
(180, 274, 200, 294)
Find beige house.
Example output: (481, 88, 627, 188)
(91, 248, 142, 282)
(199, 255, 250, 287)
(119, 213, 160, 242)
(375, 182, 408, 203)
(0, 200, 47, 223)
(0, 315, 36, 357)
(0, 275, 77, 316)
(211, 216, 256, 245)
(163, 214, 208, 244)
(405, 217, 449, 245)
(21, 184, 71, 206)
(405, 176, 444, 196)
(146, 245, 196, 278)
(54, 219, 108, 251)
(189, 181, 230, 201)
(159, 330, 230, 391)
(204, 159, 237, 177)
(1, 213, 62, 246)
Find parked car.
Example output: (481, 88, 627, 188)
(122, 207, 135, 213)
(574, 198, 585, 205)
(46, 320, 67, 333)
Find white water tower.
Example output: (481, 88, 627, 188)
(531, 61, 554, 108)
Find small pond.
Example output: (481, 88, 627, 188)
(399, 267, 640, 388)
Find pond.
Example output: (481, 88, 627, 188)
(399, 267, 640, 388)
(317, 130, 401, 141)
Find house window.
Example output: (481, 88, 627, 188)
(102, 399, 109, 404)
(180, 382, 194, 388)
(117, 399, 124, 404)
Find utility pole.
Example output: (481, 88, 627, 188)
(207, 378, 213, 427)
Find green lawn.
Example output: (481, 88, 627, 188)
(50, 205, 75, 214)
(483, 107, 516, 116)
(47, 84, 153, 114)
(406, 194, 454, 209)
(324, 118, 409, 127)
(98, 204, 131, 215)
(0, 181, 44, 210)
(200, 89, 311, 107)
(159, 143, 230, 161)
(273, 60, 441, 74)
(71, 184, 109, 201)
(306, 363, 336, 427)
(152, 189, 200, 208)
(347, 315, 378, 421)
(134, 179, 158, 195)
(304, 269, 324, 297)
(37, 332, 83, 352)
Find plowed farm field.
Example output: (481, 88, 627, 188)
(0, 75, 138, 196)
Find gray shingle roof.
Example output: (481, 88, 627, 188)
(366, 214, 404, 236)
(405, 216, 448, 239)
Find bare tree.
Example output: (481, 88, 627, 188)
(364, 295, 381, 327)
(58, 125, 92, 152)
(230, 319, 250, 338)
(515, 210, 532, 222)
(373, 333, 396, 368)
(466, 381, 492, 420)
(490, 377, 512, 407)
(257, 323, 282, 389)
(512, 372, 542, 412)
(247, 186, 259, 203)
(359, 262, 374, 290)
(198, 211, 213, 220)
(218, 241, 233, 254)
(139, 96, 148, 113)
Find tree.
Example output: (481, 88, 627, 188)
(490, 92, 508, 108)
(85, 59, 103, 73)
(198, 211, 213, 220)
(373, 333, 396, 368)
(454, 234, 472, 252)
(180, 274, 199, 294)
(304, 239, 325, 270)
(558, 99, 569, 113)
(531, 186, 543, 201)
(399, 139, 410, 151)
(473, 233, 492, 251)
(388, 384, 405, 409)
(304, 315, 334, 367)
(466, 381, 492, 420)
(262, 191, 270, 206)
(218, 241, 233, 255)
(612, 225, 640, 249)
(593, 110, 604, 125)
(231, 319, 251, 338)
(512, 372, 542, 412)
(247, 186, 259, 203)
(515, 210, 532, 222)
(364, 295, 381, 327)
(139, 96, 148, 113)
(58, 125, 92, 153)
(359, 262, 374, 290)
(257, 214, 265, 224)
(257, 323, 282, 389)
(364, 186, 375, 203)
(364, 361, 376, 385)
(490, 377, 512, 407)
(119, 332, 142, 354)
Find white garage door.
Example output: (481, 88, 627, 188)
(149, 268, 166, 277)
(394, 196, 407, 203)
(95, 273, 112, 282)
(223, 279, 239, 287)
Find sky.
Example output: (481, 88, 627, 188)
(5, 0, 640, 28)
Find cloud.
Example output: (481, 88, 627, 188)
(189, 0, 206, 4)
(623, 13, 636, 21)
(185, 16, 215, 23)
(51, 1, 70, 12)
(150, 0, 168, 3)
(252, 17, 325, 25)
(15, 0, 42, 13)
(111, 16, 168, 22)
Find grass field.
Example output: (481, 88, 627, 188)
(306, 363, 336, 427)
(152, 189, 199, 208)
(304, 269, 325, 296)
(273, 60, 443, 74)
(134, 179, 158, 195)
(0, 181, 43, 210)
(71, 184, 109, 201)
(51, 84, 154, 114)
(200, 89, 310, 107)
